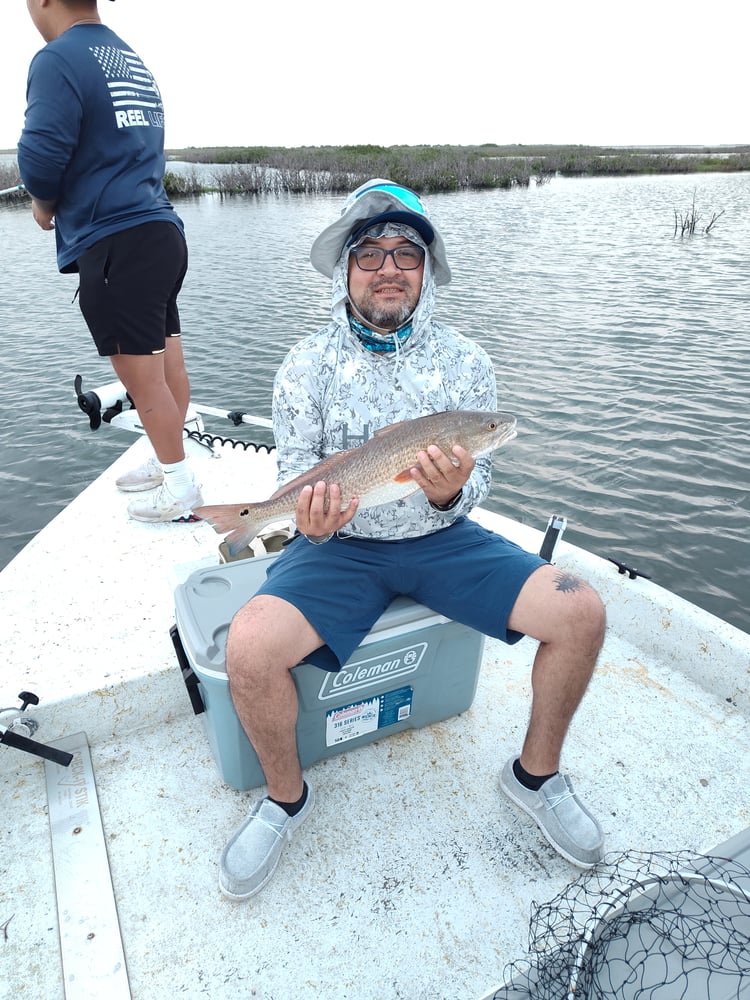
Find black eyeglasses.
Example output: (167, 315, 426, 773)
(350, 245, 425, 271)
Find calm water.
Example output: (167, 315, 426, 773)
(1, 170, 748, 635)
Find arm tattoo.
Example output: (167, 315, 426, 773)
(554, 571, 587, 594)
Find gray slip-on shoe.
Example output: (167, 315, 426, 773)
(499, 757, 604, 868)
(219, 784, 315, 900)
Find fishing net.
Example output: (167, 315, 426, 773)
(491, 850, 750, 999)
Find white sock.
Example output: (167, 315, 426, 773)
(162, 459, 195, 497)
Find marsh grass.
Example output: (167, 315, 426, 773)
(3, 145, 749, 203)
(674, 189, 726, 237)
(163, 143, 750, 197)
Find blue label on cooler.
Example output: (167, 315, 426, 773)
(325, 686, 413, 746)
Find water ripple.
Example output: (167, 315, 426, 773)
(1, 175, 748, 632)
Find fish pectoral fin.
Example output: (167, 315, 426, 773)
(393, 468, 417, 483)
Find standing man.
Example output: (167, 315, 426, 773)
(19, 0, 202, 522)
(205, 179, 608, 901)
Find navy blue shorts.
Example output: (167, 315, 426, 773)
(254, 517, 546, 672)
(77, 221, 188, 356)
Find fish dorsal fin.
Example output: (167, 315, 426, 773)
(371, 420, 411, 439)
(266, 453, 339, 502)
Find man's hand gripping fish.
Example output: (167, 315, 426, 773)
(195, 410, 516, 555)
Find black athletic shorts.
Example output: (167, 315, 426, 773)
(77, 221, 188, 356)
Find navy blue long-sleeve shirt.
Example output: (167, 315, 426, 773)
(18, 23, 183, 273)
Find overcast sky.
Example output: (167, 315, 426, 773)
(0, 0, 744, 152)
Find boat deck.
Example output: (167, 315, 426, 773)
(1, 434, 749, 1000)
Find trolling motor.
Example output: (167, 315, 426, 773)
(0, 692, 73, 767)
(74, 374, 210, 438)
(74, 373, 132, 430)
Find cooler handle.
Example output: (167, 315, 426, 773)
(169, 624, 206, 716)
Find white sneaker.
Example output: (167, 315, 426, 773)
(116, 457, 164, 493)
(127, 480, 203, 523)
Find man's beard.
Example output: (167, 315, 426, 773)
(354, 283, 419, 331)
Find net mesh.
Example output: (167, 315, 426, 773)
(491, 850, 750, 999)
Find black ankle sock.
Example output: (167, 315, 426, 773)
(270, 781, 309, 818)
(513, 758, 558, 791)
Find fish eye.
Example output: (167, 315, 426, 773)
(488, 421, 497, 430)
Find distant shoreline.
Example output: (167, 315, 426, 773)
(2, 143, 748, 155)
(2, 143, 749, 199)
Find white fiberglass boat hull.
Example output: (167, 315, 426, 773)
(1, 433, 748, 1000)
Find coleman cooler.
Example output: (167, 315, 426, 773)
(171, 552, 485, 790)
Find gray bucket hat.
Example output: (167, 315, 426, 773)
(310, 179, 452, 285)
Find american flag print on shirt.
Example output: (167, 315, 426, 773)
(89, 45, 165, 130)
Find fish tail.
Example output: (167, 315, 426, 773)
(193, 504, 261, 556)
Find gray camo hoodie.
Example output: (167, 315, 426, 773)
(271, 228, 499, 540)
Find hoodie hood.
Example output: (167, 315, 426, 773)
(329, 221, 437, 352)
(310, 178, 451, 286)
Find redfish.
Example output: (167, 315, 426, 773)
(195, 410, 516, 555)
